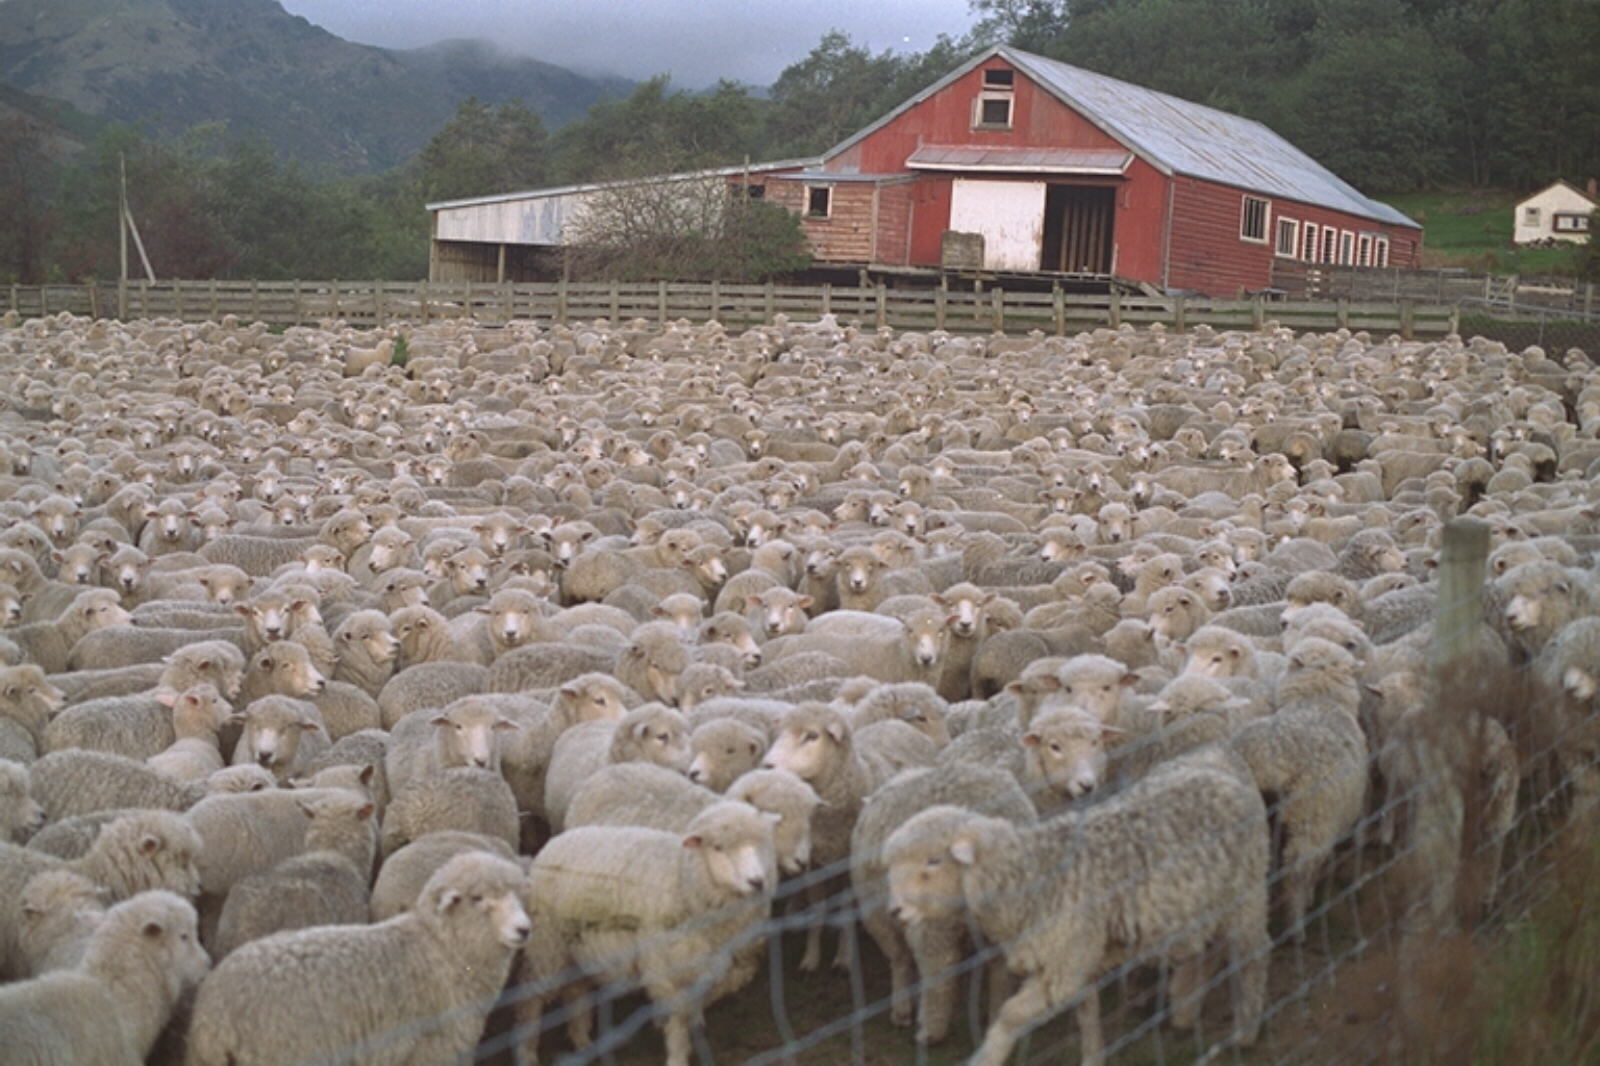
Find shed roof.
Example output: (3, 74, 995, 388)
(819, 45, 1418, 230)
(425, 157, 818, 212)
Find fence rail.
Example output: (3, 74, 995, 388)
(4, 278, 1461, 338)
(1272, 261, 1600, 320)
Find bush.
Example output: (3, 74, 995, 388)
(389, 333, 409, 368)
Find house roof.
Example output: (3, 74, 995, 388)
(906, 145, 1131, 175)
(1514, 180, 1597, 209)
(818, 44, 1418, 230)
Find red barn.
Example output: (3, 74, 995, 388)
(760, 44, 1421, 295)
(427, 45, 1421, 295)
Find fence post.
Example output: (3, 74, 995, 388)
(1172, 294, 1186, 332)
(658, 279, 667, 328)
(375, 282, 385, 327)
(251, 280, 260, 322)
(9, 283, 18, 316)
(330, 279, 340, 321)
(709, 279, 721, 325)
(293, 281, 302, 327)
(764, 280, 775, 324)
(88, 280, 101, 320)
(821, 283, 832, 318)
(1052, 282, 1064, 336)
(140, 280, 149, 317)
(39, 286, 46, 317)
(553, 278, 567, 326)
(1449, 304, 1460, 336)
(117, 279, 126, 320)
(174, 278, 183, 320)
(609, 280, 620, 325)
(1336, 297, 1349, 330)
(876, 283, 888, 329)
(990, 288, 1003, 333)
(935, 281, 947, 331)
(1430, 518, 1489, 680)
(420, 281, 430, 323)
(1400, 299, 1415, 340)
(1586, 282, 1595, 319)
(1109, 289, 1122, 329)
(1252, 293, 1265, 330)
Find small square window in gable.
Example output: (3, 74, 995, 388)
(980, 96, 1012, 126)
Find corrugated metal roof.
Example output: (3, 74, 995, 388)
(425, 157, 819, 212)
(999, 48, 1417, 228)
(907, 145, 1131, 175)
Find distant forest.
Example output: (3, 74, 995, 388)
(4, 0, 1597, 283)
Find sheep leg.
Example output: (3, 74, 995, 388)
(861, 908, 916, 1028)
(907, 917, 962, 1044)
(562, 985, 595, 1050)
(971, 974, 1052, 1066)
(1230, 896, 1271, 1049)
(662, 1010, 693, 1066)
(799, 880, 827, 972)
(1168, 953, 1205, 1031)
(830, 913, 854, 973)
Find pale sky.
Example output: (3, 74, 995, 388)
(276, 0, 978, 87)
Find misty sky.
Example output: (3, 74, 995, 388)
(276, 0, 977, 87)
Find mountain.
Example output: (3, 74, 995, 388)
(0, 0, 631, 172)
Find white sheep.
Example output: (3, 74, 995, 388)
(185, 851, 528, 1066)
(146, 682, 233, 783)
(543, 702, 692, 834)
(0, 756, 45, 841)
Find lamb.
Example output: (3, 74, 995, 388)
(27, 748, 205, 821)
(1145, 584, 1213, 643)
(1279, 569, 1364, 626)
(384, 694, 520, 797)
(16, 869, 106, 976)
(745, 586, 813, 641)
(368, 830, 518, 922)
(377, 661, 490, 728)
(849, 760, 1037, 1044)
(686, 716, 768, 790)
(1, 757, 45, 841)
(210, 790, 377, 959)
(0, 890, 211, 1065)
(330, 608, 399, 696)
(0, 809, 203, 981)
(381, 765, 521, 858)
(1228, 636, 1368, 941)
(229, 695, 330, 784)
(185, 851, 529, 1066)
(515, 801, 779, 1066)
(883, 752, 1270, 1066)
(391, 603, 492, 667)
(543, 703, 693, 833)
(676, 661, 746, 711)
(698, 610, 765, 668)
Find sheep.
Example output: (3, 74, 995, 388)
(16, 869, 106, 976)
(182, 786, 365, 903)
(687, 716, 768, 790)
(0, 809, 203, 981)
(229, 695, 330, 784)
(376, 660, 490, 728)
(543, 703, 693, 834)
(849, 760, 1037, 1044)
(381, 766, 521, 859)
(368, 830, 518, 922)
(676, 661, 746, 711)
(1229, 637, 1368, 941)
(0, 890, 211, 1065)
(846, 681, 951, 747)
(1492, 559, 1597, 664)
(9, 587, 131, 674)
(1, 662, 65, 759)
(146, 683, 234, 784)
(27, 748, 205, 821)
(767, 607, 951, 688)
(516, 801, 779, 1066)
(185, 851, 529, 1066)
(883, 752, 1270, 1066)
(210, 790, 377, 959)
(1, 757, 46, 841)
(384, 694, 520, 797)
(744, 586, 813, 641)
(485, 641, 615, 694)
(698, 610, 765, 668)
(330, 608, 399, 696)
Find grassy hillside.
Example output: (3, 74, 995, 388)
(1381, 189, 1586, 277)
(0, 0, 628, 172)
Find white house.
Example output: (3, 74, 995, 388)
(1513, 180, 1595, 245)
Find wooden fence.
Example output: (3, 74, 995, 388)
(1272, 261, 1599, 319)
(5, 278, 1460, 338)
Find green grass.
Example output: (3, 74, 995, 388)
(1378, 189, 1584, 277)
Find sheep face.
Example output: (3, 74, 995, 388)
(903, 611, 950, 670)
(687, 720, 765, 791)
(682, 803, 779, 897)
(699, 615, 762, 669)
(614, 708, 692, 772)
(1, 664, 65, 720)
(1, 761, 45, 841)
(486, 592, 540, 650)
(1023, 707, 1117, 800)
(250, 642, 326, 697)
(762, 709, 849, 784)
(883, 806, 980, 925)
(433, 701, 519, 772)
(555, 676, 629, 727)
(726, 771, 819, 876)
(931, 586, 995, 641)
(1181, 629, 1254, 680)
(1049, 655, 1136, 724)
(424, 856, 530, 950)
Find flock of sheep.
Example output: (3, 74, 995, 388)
(0, 303, 1596, 1066)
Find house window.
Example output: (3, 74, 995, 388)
(1524, 206, 1541, 225)
(1321, 228, 1337, 263)
(1339, 230, 1355, 265)
(1375, 236, 1390, 267)
(806, 186, 832, 218)
(1302, 222, 1319, 262)
(1357, 234, 1374, 266)
(982, 68, 1014, 89)
(1275, 217, 1299, 257)
(1554, 212, 1591, 232)
(1240, 196, 1270, 243)
(974, 93, 1012, 128)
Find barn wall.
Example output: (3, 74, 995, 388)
(766, 179, 879, 264)
(876, 183, 916, 266)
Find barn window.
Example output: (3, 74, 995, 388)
(983, 68, 1014, 88)
(1321, 228, 1337, 263)
(1374, 236, 1390, 267)
(1275, 217, 1299, 257)
(1301, 222, 1319, 262)
(1339, 230, 1355, 265)
(974, 93, 1013, 128)
(1240, 196, 1270, 243)
(806, 185, 832, 219)
(1357, 234, 1374, 266)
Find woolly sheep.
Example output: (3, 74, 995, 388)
(484, 641, 615, 695)
(329, 608, 399, 696)
(182, 786, 363, 901)
(0, 809, 203, 981)
(687, 716, 768, 790)
(186, 851, 529, 1066)
(28, 748, 205, 821)
(229, 695, 330, 784)
(884, 753, 1270, 1066)
(368, 830, 518, 922)
(849, 760, 1036, 1044)
(384, 695, 519, 798)
(147, 683, 233, 783)
(845, 681, 951, 747)
(1492, 559, 1597, 663)
(768, 608, 951, 688)
(614, 620, 692, 705)
(543, 703, 692, 833)
(211, 790, 377, 959)
(16, 869, 106, 976)
(1, 757, 45, 841)
(0, 889, 210, 1065)
(516, 801, 779, 1066)
(381, 765, 520, 858)
(9, 587, 131, 674)
(376, 661, 489, 729)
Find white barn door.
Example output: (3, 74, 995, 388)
(949, 179, 1046, 271)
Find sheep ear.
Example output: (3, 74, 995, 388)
(358, 764, 375, 786)
(797, 595, 812, 609)
(682, 833, 703, 851)
(1119, 672, 1138, 688)
(1021, 732, 1041, 748)
(299, 721, 323, 733)
(493, 717, 519, 732)
(949, 837, 977, 867)
(138, 833, 162, 857)
(141, 920, 166, 939)
(826, 720, 847, 743)
(429, 714, 451, 728)
(296, 799, 317, 817)
(435, 887, 463, 914)
(355, 803, 375, 822)
(1148, 699, 1172, 714)
(234, 604, 252, 618)
(153, 687, 180, 708)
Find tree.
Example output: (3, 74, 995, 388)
(416, 97, 548, 203)
(0, 118, 59, 283)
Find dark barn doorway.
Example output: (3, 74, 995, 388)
(1042, 185, 1115, 274)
